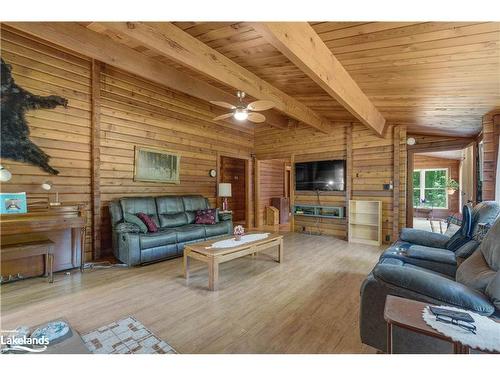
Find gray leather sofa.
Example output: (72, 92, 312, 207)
(359, 215, 500, 354)
(109, 195, 232, 266)
(381, 201, 500, 277)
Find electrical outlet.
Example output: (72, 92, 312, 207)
(385, 235, 391, 242)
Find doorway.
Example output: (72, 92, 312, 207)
(219, 155, 247, 225)
(407, 145, 475, 231)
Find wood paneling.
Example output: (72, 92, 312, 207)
(482, 112, 500, 200)
(413, 155, 461, 218)
(220, 156, 246, 223)
(0, 26, 94, 262)
(172, 22, 500, 136)
(98, 65, 254, 251)
(256, 160, 285, 226)
(0, 25, 255, 259)
(255, 122, 406, 242)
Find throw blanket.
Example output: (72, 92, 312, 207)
(206, 233, 270, 249)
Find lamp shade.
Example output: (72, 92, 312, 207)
(0, 165, 12, 182)
(41, 181, 53, 191)
(218, 183, 232, 197)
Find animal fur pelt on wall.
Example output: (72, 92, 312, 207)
(1, 58, 68, 175)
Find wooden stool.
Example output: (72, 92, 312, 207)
(1, 234, 55, 283)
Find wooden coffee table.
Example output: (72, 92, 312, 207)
(183, 232, 283, 291)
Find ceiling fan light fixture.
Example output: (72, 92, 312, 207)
(234, 108, 248, 121)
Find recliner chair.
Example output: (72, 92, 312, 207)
(359, 215, 500, 353)
(380, 201, 500, 277)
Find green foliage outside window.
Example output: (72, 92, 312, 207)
(413, 169, 448, 208)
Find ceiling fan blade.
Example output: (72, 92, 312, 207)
(212, 113, 234, 122)
(246, 100, 275, 111)
(247, 112, 266, 123)
(210, 101, 236, 110)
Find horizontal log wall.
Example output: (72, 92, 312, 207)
(0, 26, 94, 261)
(257, 160, 285, 226)
(98, 65, 255, 252)
(255, 122, 406, 242)
(1, 25, 255, 259)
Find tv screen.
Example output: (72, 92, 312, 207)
(295, 160, 345, 191)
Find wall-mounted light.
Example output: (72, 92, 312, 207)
(0, 165, 12, 182)
(41, 180, 61, 206)
(407, 137, 416, 146)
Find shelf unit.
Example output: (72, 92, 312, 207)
(293, 204, 344, 219)
(348, 200, 382, 245)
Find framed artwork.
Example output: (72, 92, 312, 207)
(0, 192, 28, 214)
(134, 146, 180, 183)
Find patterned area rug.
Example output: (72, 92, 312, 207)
(81, 316, 177, 354)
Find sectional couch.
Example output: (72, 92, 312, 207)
(359, 201, 500, 353)
(109, 195, 232, 266)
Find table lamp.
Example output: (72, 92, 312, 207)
(218, 183, 232, 211)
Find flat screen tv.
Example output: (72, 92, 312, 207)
(295, 160, 345, 191)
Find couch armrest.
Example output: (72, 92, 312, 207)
(373, 263, 495, 315)
(114, 232, 141, 266)
(218, 211, 233, 222)
(114, 222, 141, 234)
(400, 228, 450, 248)
(454, 240, 480, 260)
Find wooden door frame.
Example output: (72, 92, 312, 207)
(406, 140, 477, 228)
(217, 152, 252, 229)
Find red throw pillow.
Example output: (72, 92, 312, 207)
(136, 212, 158, 233)
(195, 209, 217, 225)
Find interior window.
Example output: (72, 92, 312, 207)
(413, 168, 448, 209)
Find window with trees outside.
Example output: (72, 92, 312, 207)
(413, 168, 448, 209)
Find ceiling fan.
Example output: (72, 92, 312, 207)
(210, 91, 275, 123)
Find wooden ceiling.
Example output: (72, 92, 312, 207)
(82, 22, 499, 136)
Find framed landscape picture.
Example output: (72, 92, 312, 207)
(134, 146, 180, 183)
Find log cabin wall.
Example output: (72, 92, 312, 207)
(482, 112, 500, 201)
(0, 26, 94, 261)
(256, 160, 285, 226)
(98, 65, 255, 252)
(0, 25, 255, 259)
(255, 122, 407, 243)
(413, 155, 461, 218)
(220, 156, 247, 224)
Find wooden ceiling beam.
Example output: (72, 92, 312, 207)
(4, 22, 289, 130)
(97, 22, 333, 134)
(253, 22, 386, 136)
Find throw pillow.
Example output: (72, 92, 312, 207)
(136, 212, 158, 233)
(123, 213, 148, 234)
(195, 208, 217, 225)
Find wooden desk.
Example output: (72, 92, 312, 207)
(0, 204, 86, 279)
(384, 295, 498, 354)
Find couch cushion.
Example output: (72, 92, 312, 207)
(174, 224, 206, 242)
(480, 216, 500, 271)
(204, 222, 229, 237)
(156, 196, 185, 214)
(470, 201, 500, 237)
(120, 197, 160, 227)
(123, 213, 148, 234)
(182, 196, 208, 212)
(485, 273, 500, 310)
(446, 205, 472, 250)
(139, 229, 177, 250)
(159, 212, 188, 228)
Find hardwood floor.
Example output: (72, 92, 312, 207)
(0, 232, 382, 353)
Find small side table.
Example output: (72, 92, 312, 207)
(384, 295, 471, 354)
